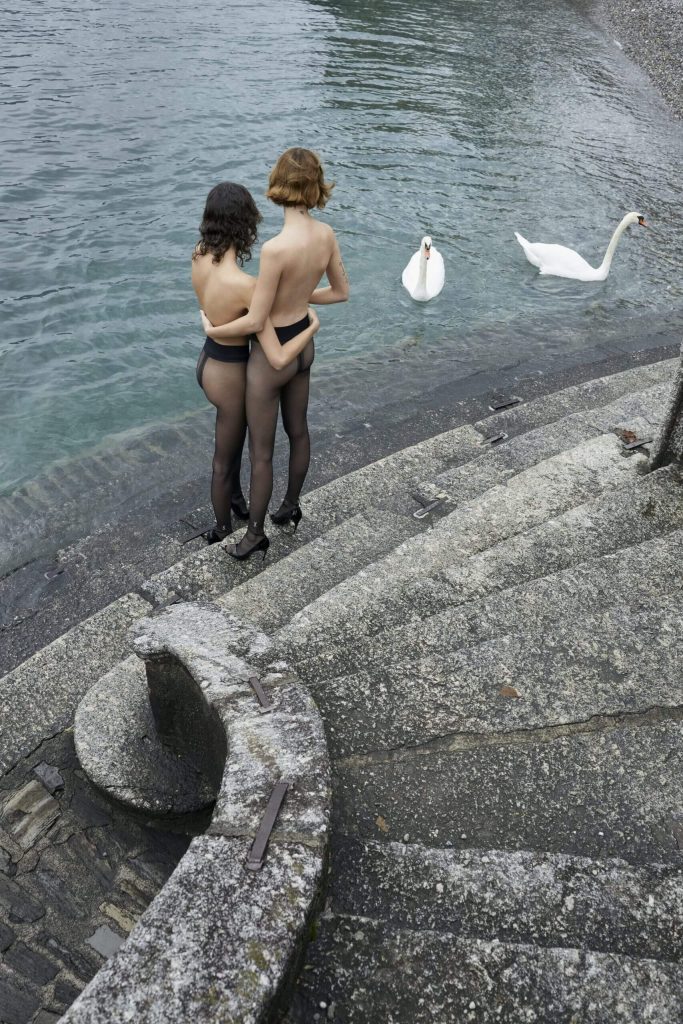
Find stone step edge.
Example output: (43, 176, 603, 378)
(65, 600, 332, 1024)
(0, 369, 666, 701)
(472, 356, 678, 437)
(272, 432, 647, 659)
(297, 520, 683, 683)
(327, 838, 682, 962)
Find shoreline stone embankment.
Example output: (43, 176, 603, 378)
(585, 0, 683, 116)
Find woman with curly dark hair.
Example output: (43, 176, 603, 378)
(201, 149, 349, 561)
(192, 181, 319, 544)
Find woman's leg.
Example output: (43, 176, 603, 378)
(234, 346, 295, 554)
(198, 357, 247, 538)
(275, 339, 314, 513)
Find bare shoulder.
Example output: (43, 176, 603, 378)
(236, 266, 256, 301)
(261, 236, 286, 258)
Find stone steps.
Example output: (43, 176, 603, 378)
(273, 433, 648, 665)
(334, 716, 683, 865)
(422, 380, 668, 511)
(474, 355, 677, 440)
(217, 511, 419, 631)
(298, 581, 683, 762)
(285, 915, 683, 1023)
(293, 524, 683, 685)
(0, 593, 152, 776)
(138, 424, 482, 606)
(329, 837, 682, 961)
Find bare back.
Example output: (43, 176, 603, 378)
(265, 217, 335, 327)
(191, 252, 254, 345)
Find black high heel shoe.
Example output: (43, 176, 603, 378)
(203, 527, 228, 545)
(229, 534, 270, 562)
(231, 495, 249, 520)
(270, 502, 302, 533)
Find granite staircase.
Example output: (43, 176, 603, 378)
(1, 355, 681, 1023)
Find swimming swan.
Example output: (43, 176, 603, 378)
(402, 235, 445, 300)
(515, 212, 647, 281)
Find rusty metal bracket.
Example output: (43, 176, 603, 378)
(488, 395, 522, 412)
(245, 780, 291, 871)
(480, 431, 508, 447)
(248, 675, 273, 712)
(411, 488, 449, 520)
(622, 437, 653, 451)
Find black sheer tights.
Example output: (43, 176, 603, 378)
(235, 340, 313, 555)
(197, 353, 247, 538)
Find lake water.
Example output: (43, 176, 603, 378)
(2, 0, 682, 495)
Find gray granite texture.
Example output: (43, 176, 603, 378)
(285, 918, 683, 1024)
(62, 836, 324, 1024)
(329, 838, 683, 961)
(68, 601, 331, 1023)
(650, 344, 683, 467)
(0, 593, 152, 775)
(74, 657, 217, 815)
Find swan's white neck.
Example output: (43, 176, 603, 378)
(598, 214, 634, 275)
(417, 251, 429, 290)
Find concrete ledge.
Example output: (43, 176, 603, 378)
(69, 602, 331, 1023)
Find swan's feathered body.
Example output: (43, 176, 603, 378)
(402, 235, 445, 301)
(515, 212, 646, 282)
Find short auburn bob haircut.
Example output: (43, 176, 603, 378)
(266, 147, 334, 210)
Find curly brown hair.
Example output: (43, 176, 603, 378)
(266, 148, 334, 210)
(193, 182, 262, 265)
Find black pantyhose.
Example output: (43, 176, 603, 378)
(233, 339, 314, 557)
(196, 351, 247, 538)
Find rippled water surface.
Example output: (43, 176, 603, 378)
(2, 0, 682, 492)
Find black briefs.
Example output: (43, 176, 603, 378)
(202, 336, 249, 363)
(274, 314, 310, 343)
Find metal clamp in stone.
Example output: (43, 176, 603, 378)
(68, 600, 331, 1024)
(488, 394, 522, 412)
(479, 430, 508, 446)
(246, 779, 291, 871)
(411, 484, 451, 520)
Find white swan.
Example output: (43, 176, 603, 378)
(402, 235, 445, 301)
(515, 212, 646, 281)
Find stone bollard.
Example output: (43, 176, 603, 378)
(649, 342, 683, 470)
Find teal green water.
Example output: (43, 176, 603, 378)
(2, 0, 682, 494)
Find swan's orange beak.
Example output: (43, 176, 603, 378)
(424, 246, 431, 260)
(637, 216, 647, 227)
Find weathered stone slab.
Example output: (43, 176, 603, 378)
(475, 357, 677, 438)
(276, 434, 645, 664)
(313, 598, 683, 757)
(335, 720, 683, 864)
(329, 837, 683, 961)
(74, 657, 216, 814)
(300, 424, 483, 533)
(62, 836, 323, 1024)
(297, 523, 683, 684)
(219, 510, 418, 632)
(650, 344, 683, 468)
(286, 916, 683, 1023)
(0, 593, 152, 774)
(1, 780, 61, 850)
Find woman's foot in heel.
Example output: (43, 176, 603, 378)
(270, 499, 302, 532)
(204, 524, 230, 545)
(229, 531, 270, 562)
